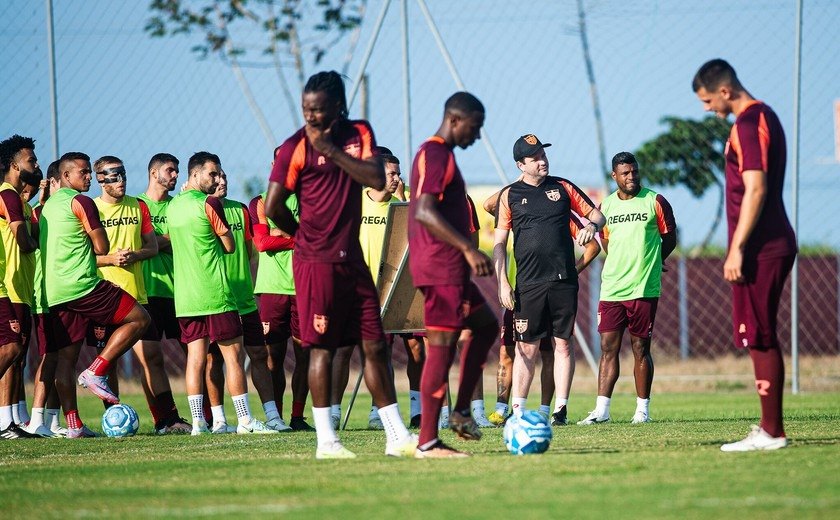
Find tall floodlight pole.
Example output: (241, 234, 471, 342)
(790, 0, 803, 394)
(348, 0, 392, 109)
(416, 0, 508, 185)
(46, 0, 59, 161)
(401, 0, 412, 166)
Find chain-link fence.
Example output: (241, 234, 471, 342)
(2, 1, 838, 388)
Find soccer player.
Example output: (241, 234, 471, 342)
(265, 70, 415, 459)
(40, 152, 151, 438)
(578, 152, 676, 425)
(0, 135, 40, 439)
(356, 145, 424, 430)
(493, 134, 604, 425)
(168, 151, 272, 435)
(693, 59, 797, 451)
(89, 155, 191, 434)
(210, 170, 287, 432)
(408, 92, 499, 458)
(249, 177, 313, 432)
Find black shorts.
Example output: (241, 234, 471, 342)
(144, 297, 180, 341)
(514, 280, 578, 342)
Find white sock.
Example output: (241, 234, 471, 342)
(211, 405, 226, 425)
(595, 395, 611, 416)
(470, 399, 485, 418)
(409, 390, 421, 418)
(11, 403, 20, 424)
(0, 405, 13, 429)
(554, 398, 568, 413)
(18, 401, 30, 424)
(312, 406, 339, 447)
(46, 408, 61, 430)
(538, 404, 551, 416)
(232, 394, 252, 425)
(495, 402, 509, 416)
(511, 397, 527, 417)
(330, 404, 341, 418)
(187, 395, 205, 423)
(29, 407, 45, 429)
(636, 397, 650, 415)
(440, 405, 449, 418)
(369, 405, 379, 420)
(378, 402, 410, 444)
(263, 400, 280, 421)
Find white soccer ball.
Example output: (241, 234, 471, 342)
(503, 410, 552, 455)
(101, 403, 140, 437)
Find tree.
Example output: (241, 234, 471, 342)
(145, 0, 366, 135)
(634, 115, 732, 255)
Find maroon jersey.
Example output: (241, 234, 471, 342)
(269, 119, 376, 263)
(408, 136, 470, 286)
(725, 101, 796, 260)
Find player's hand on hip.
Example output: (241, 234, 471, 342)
(723, 248, 744, 283)
(465, 248, 493, 277)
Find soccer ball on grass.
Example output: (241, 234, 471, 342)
(101, 403, 140, 437)
(503, 410, 552, 455)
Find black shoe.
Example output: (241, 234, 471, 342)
(1, 423, 38, 439)
(449, 410, 482, 441)
(289, 416, 315, 431)
(551, 406, 568, 426)
(409, 414, 422, 429)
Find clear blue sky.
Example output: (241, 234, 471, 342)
(1, 0, 838, 249)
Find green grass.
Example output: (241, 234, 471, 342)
(1, 392, 838, 519)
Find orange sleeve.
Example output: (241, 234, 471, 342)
(269, 136, 307, 192)
(138, 199, 154, 234)
(569, 213, 583, 240)
(204, 197, 230, 237)
(561, 180, 595, 217)
(494, 188, 512, 230)
(241, 204, 253, 241)
(354, 121, 376, 159)
(654, 194, 677, 235)
(71, 195, 103, 234)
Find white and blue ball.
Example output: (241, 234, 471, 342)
(503, 410, 552, 455)
(101, 403, 140, 437)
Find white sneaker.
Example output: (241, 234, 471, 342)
(330, 414, 340, 430)
(211, 421, 236, 434)
(385, 433, 418, 457)
(191, 420, 211, 436)
(23, 423, 57, 438)
(438, 409, 450, 430)
(577, 409, 611, 425)
(316, 440, 357, 460)
(51, 425, 68, 438)
(720, 425, 787, 452)
(237, 418, 279, 434)
(631, 411, 651, 424)
(265, 417, 293, 432)
(473, 413, 494, 428)
(368, 415, 384, 430)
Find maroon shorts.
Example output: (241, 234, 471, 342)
(144, 297, 180, 341)
(240, 310, 264, 346)
(500, 307, 551, 350)
(257, 293, 299, 344)
(52, 281, 137, 350)
(34, 313, 57, 356)
(419, 282, 487, 332)
(179, 310, 243, 344)
(0, 297, 22, 346)
(598, 298, 659, 338)
(293, 260, 384, 348)
(11, 303, 31, 348)
(732, 254, 795, 348)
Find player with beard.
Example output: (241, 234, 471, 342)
(265, 71, 415, 458)
(578, 152, 676, 425)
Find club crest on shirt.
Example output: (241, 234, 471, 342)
(9, 319, 19, 334)
(94, 326, 107, 340)
(262, 321, 270, 335)
(514, 319, 528, 334)
(545, 189, 561, 202)
(313, 314, 329, 335)
(343, 143, 361, 158)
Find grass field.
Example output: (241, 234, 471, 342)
(1, 390, 838, 519)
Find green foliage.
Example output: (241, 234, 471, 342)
(635, 115, 731, 197)
(2, 392, 838, 518)
(145, 0, 365, 62)
(242, 174, 265, 200)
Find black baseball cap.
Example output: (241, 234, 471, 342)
(513, 134, 552, 162)
(374, 146, 399, 164)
